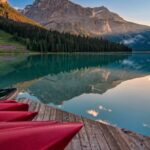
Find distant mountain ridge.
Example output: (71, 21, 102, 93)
(22, 0, 150, 36)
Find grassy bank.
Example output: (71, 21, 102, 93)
(0, 30, 27, 53)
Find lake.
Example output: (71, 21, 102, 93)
(0, 53, 150, 136)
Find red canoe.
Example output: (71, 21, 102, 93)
(0, 100, 17, 103)
(0, 121, 58, 130)
(0, 103, 29, 111)
(0, 111, 38, 121)
(0, 123, 83, 150)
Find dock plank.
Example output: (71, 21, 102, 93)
(68, 113, 82, 150)
(90, 120, 110, 150)
(63, 111, 74, 150)
(28, 100, 37, 112)
(107, 125, 131, 150)
(32, 102, 40, 121)
(49, 106, 57, 120)
(75, 115, 92, 150)
(55, 108, 63, 122)
(36, 103, 47, 121)
(83, 118, 101, 150)
(125, 132, 150, 150)
(95, 121, 121, 150)
(21, 99, 150, 150)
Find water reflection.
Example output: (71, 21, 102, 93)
(0, 53, 150, 135)
(0, 54, 129, 88)
(19, 54, 150, 105)
(0, 54, 150, 104)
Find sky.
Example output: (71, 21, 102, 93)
(8, 0, 150, 26)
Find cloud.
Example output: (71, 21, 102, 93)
(122, 59, 142, 69)
(87, 105, 112, 118)
(121, 34, 145, 45)
(87, 109, 99, 117)
(122, 39, 135, 45)
(99, 105, 112, 112)
(96, 119, 110, 125)
(12, 6, 22, 10)
(122, 60, 134, 66)
(96, 119, 118, 127)
(108, 109, 112, 112)
(143, 123, 150, 128)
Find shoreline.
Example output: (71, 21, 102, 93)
(0, 51, 150, 55)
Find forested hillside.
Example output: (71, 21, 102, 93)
(0, 17, 132, 53)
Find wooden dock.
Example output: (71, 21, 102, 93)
(20, 99, 150, 150)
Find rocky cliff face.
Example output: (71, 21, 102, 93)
(0, 0, 7, 4)
(22, 0, 149, 36)
(0, 1, 40, 26)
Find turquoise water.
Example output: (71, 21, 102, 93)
(0, 53, 150, 136)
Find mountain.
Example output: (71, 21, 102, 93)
(22, 0, 150, 50)
(0, 0, 40, 26)
(22, 0, 149, 35)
